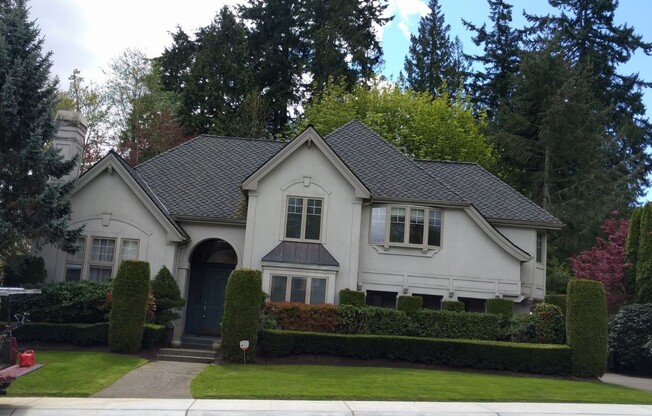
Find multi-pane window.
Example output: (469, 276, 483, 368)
(285, 197, 323, 241)
(536, 232, 544, 263)
(270, 275, 327, 304)
(120, 239, 139, 261)
(65, 236, 86, 281)
(371, 205, 443, 248)
(89, 238, 115, 282)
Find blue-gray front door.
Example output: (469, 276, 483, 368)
(185, 263, 232, 335)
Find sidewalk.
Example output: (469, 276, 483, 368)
(601, 373, 652, 393)
(1, 399, 651, 416)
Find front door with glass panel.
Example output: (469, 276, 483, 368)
(185, 263, 232, 335)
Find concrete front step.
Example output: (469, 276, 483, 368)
(157, 354, 215, 364)
(180, 336, 219, 351)
(158, 348, 216, 359)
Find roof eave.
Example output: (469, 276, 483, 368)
(488, 218, 565, 231)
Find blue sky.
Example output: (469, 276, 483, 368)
(30, 0, 652, 201)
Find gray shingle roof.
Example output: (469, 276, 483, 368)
(323, 121, 466, 204)
(135, 135, 286, 220)
(262, 241, 339, 267)
(415, 160, 563, 227)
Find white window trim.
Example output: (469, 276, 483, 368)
(120, 238, 140, 262)
(370, 205, 443, 251)
(283, 196, 325, 242)
(65, 236, 87, 281)
(270, 274, 328, 304)
(536, 232, 545, 264)
(88, 237, 117, 281)
(263, 267, 336, 304)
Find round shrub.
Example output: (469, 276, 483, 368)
(339, 289, 365, 306)
(544, 294, 567, 316)
(397, 295, 422, 316)
(109, 260, 151, 353)
(532, 303, 565, 344)
(486, 298, 513, 319)
(609, 303, 652, 375)
(151, 266, 185, 326)
(442, 300, 464, 312)
(566, 279, 608, 377)
(2, 255, 47, 287)
(221, 269, 263, 363)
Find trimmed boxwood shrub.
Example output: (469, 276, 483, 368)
(411, 310, 509, 340)
(335, 305, 410, 335)
(486, 299, 513, 318)
(7, 280, 112, 323)
(544, 294, 567, 316)
(339, 289, 365, 306)
(609, 303, 652, 375)
(12, 322, 164, 348)
(109, 260, 151, 353)
(397, 295, 422, 316)
(264, 302, 338, 333)
(151, 266, 185, 326)
(221, 269, 263, 363)
(442, 300, 464, 312)
(259, 330, 571, 375)
(567, 279, 608, 377)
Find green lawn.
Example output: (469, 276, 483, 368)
(191, 364, 652, 404)
(7, 351, 147, 397)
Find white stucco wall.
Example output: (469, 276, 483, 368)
(358, 207, 524, 302)
(497, 225, 547, 300)
(40, 166, 178, 283)
(243, 142, 361, 303)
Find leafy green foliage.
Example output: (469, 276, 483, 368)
(544, 294, 567, 317)
(411, 309, 509, 341)
(151, 266, 185, 326)
(336, 305, 410, 336)
(303, 80, 496, 169)
(8, 280, 111, 323)
(546, 257, 573, 294)
(109, 260, 151, 353)
(566, 279, 608, 377)
(397, 295, 422, 317)
(486, 298, 513, 318)
(625, 207, 642, 300)
(338, 288, 365, 306)
(0, 0, 81, 261)
(221, 269, 263, 362)
(259, 330, 571, 375)
(636, 204, 652, 303)
(2, 255, 47, 287)
(404, 0, 468, 97)
(441, 300, 465, 312)
(609, 304, 652, 375)
(511, 304, 565, 345)
(264, 303, 338, 333)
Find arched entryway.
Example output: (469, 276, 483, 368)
(185, 239, 237, 336)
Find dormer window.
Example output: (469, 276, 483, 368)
(371, 205, 442, 248)
(285, 197, 323, 241)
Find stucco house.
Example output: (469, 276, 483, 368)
(40, 111, 562, 341)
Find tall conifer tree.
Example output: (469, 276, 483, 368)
(0, 0, 81, 260)
(624, 207, 642, 299)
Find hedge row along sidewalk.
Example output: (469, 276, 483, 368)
(259, 330, 571, 375)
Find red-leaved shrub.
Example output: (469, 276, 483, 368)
(265, 302, 338, 333)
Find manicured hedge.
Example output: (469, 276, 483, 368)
(442, 300, 464, 312)
(567, 279, 608, 377)
(221, 269, 263, 363)
(397, 295, 422, 316)
(339, 289, 365, 306)
(259, 330, 571, 375)
(151, 265, 185, 326)
(544, 294, 567, 316)
(13, 322, 164, 348)
(109, 260, 151, 353)
(411, 309, 509, 341)
(264, 302, 338, 333)
(486, 299, 513, 318)
(609, 303, 652, 375)
(336, 305, 409, 335)
(7, 280, 112, 323)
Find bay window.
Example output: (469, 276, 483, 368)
(371, 205, 442, 248)
(270, 275, 327, 304)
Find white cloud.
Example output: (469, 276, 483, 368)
(382, 0, 431, 40)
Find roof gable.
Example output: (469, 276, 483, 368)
(242, 126, 370, 198)
(75, 151, 187, 241)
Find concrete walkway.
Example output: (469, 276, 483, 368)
(92, 361, 207, 399)
(1, 399, 652, 416)
(601, 373, 652, 393)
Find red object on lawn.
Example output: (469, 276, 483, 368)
(18, 350, 34, 368)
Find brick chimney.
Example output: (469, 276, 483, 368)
(54, 110, 87, 180)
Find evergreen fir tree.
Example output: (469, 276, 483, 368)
(463, 0, 522, 118)
(404, 0, 465, 97)
(0, 0, 81, 261)
(624, 207, 642, 300)
(151, 266, 185, 326)
(636, 204, 652, 303)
